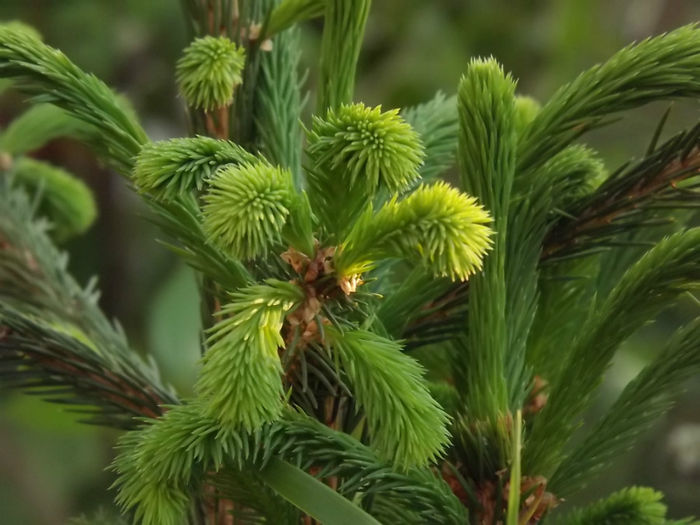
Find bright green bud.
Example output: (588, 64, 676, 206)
(11, 157, 97, 241)
(0, 21, 42, 41)
(513, 95, 541, 134)
(543, 144, 607, 209)
(336, 181, 493, 281)
(176, 36, 246, 111)
(132, 136, 256, 200)
(306, 102, 424, 194)
(202, 160, 295, 260)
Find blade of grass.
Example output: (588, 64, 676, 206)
(259, 457, 382, 525)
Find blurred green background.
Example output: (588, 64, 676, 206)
(0, 1, 698, 523)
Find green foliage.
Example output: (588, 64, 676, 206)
(317, 0, 371, 111)
(0, 23, 148, 174)
(513, 95, 540, 135)
(537, 144, 606, 211)
(202, 160, 296, 260)
(329, 327, 450, 467)
(1, 7, 699, 525)
(555, 487, 670, 525)
(0, 305, 173, 429)
(527, 228, 700, 474)
(550, 319, 700, 496)
(307, 103, 424, 194)
(455, 57, 518, 420)
(132, 136, 257, 200)
(112, 400, 221, 525)
(305, 102, 425, 236)
(0, 20, 43, 41)
(258, 457, 382, 525)
(335, 181, 493, 280)
(265, 0, 325, 38)
(0, 103, 90, 155)
(255, 21, 305, 185)
(113, 405, 467, 525)
(402, 92, 458, 180)
(519, 23, 700, 176)
(543, 122, 700, 261)
(0, 181, 175, 428)
(144, 194, 252, 291)
(195, 281, 304, 431)
(176, 36, 246, 111)
(11, 156, 97, 241)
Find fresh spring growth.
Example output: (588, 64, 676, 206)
(335, 181, 493, 280)
(176, 35, 246, 111)
(0, 7, 699, 525)
(305, 102, 426, 237)
(329, 327, 450, 468)
(513, 95, 541, 134)
(540, 144, 607, 210)
(306, 102, 424, 194)
(195, 281, 304, 431)
(202, 160, 296, 260)
(132, 136, 257, 199)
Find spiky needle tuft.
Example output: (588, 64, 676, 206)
(195, 281, 304, 431)
(176, 36, 246, 111)
(330, 328, 451, 468)
(335, 181, 493, 281)
(202, 160, 296, 260)
(307, 102, 425, 194)
(132, 136, 256, 200)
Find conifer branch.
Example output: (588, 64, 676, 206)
(328, 327, 450, 467)
(0, 24, 149, 174)
(195, 281, 304, 431)
(305, 102, 425, 238)
(0, 103, 90, 155)
(455, 57, 517, 419)
(10, 157, 97, 241)
(375, 267, 456, 340)
(402, 92, 459, 180)
(553, 487, 670, 525)
(502, 144, 605, 409)
(132, 136, 257, 201)
(176, 36, 246, 112)
(202, 161, 297, 260)
(550, 319, 700, 496)
(0, 307, 174, 429)
(0, 181, 165, 380)
(265, 0, 325, 38)
(255, 21, 305, 186)
(145, 194, 252, 292)
(526, 228, 700, 475)
(335, 182, 492, 281)
(525, 258, 597, 384)
(113, 406, 466, 525)
(317, 0, 371, 111)
(0, 181, 175, 428)
(518, 23, 700, 176)
(513, 95, 541, 135)
(205, 469, 298, 523)
(543, 122, 700, 261)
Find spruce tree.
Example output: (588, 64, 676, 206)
(0, 4, 699, 524)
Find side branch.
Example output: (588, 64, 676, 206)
(543, 125, 700, 261)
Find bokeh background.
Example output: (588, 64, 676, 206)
(0, 1, 698, 523)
